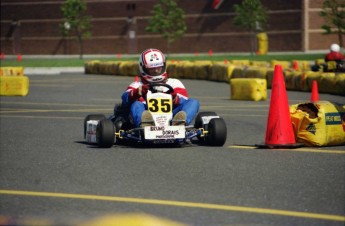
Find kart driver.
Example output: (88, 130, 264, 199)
(323, 43, 345, 72)
(311, 43, 345, 72)
(325, 43, 344, 62)
(121, 48, 200, 128)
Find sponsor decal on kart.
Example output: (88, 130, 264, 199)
(153, 115, 170, 126)
(144, 126, 186, 140)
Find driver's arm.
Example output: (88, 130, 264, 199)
(167, 79, 189, 106)
(122, 82, 149, 103)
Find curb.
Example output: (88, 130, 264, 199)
(24, 67, 84, 75)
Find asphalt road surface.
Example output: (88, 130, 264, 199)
(1, 72, 345, 226)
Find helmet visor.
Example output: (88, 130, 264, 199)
(145, 66, 165, 76)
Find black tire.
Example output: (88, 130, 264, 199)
(84, 114, 106, 138)
(206, 118, 227, 146)
(96, 119, 115, 148)
(194, 112, 218, 141)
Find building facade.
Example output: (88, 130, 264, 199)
(0, 0, 340, 55)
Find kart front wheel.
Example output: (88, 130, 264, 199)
(206, 118, 227, 146)
(194, 112, 218, 141)
(96, 119, 115, 148)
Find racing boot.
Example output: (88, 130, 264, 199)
(172, 111, 186, 126)
(140, 110, 154, 127)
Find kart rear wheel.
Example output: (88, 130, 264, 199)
(84, 114, 106, 138)
(194, 112, 218, 141)
(96, 119, 115, 148)
(206, 118, 227, 146)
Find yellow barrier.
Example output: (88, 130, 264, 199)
(167, 60, 185, 79)
(84, 60, 345, 96)
(97, 61, 117, 75)
(194, 61, 212, 80)
(230, 78, 267, 101)
(284, 71, 296, 90)
(84, 60, 101, 74)
(284, 71, 309, 91)
(0, 67, 24, 76)
(290, 101, 345, 146)
(118, 61, 138, 77)
(181, 61, 195, 79)
(291, 60, 311, 71)
(250, 60, 269, 67)
(334, 73, 345, 95)
(271, 60, 290, 69)
(166, 61, 179, 78)
(0, 76, 29, 96)
(319, 73, 345, 95)
(231, 66, 267, 80)
(210, 62, 235, 82)
(256, 32, 268, 55)
(245, 67, 268, 79)
(302, 71, 318, 91)
(231, 66, 245, 79)
(231, 60, 250, 66)
(315, 58, 325, 66)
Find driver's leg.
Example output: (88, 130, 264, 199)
(131, 101, 146, 128)
(173, 98, 200, 125)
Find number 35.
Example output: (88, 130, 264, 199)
(148, 98, 172, 113)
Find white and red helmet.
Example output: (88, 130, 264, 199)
(139, 48, 167, 84)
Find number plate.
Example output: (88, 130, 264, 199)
(147, 97, 172, 114)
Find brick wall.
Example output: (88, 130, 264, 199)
(306, 0, 340, 51)
(0, 0, 337, 55)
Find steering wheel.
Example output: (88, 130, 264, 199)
(148, 83, 174, 94)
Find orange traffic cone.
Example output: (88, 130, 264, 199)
(256, 65, 303, 149)
(17, 54, 22, 62)
(293, 61, 299, 70)
(310, 80, 319, 102)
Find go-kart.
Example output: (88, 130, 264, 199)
(83, 83, 227, 148)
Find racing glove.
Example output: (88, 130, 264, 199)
(171, 92, 180, 106)
(129, 85, 149, 101)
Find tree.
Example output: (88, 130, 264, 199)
(145, 0, 186, 54)
(233, 0, 268, 55)
(320, 0, 345, 47)
(60, 0, 92, 59)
